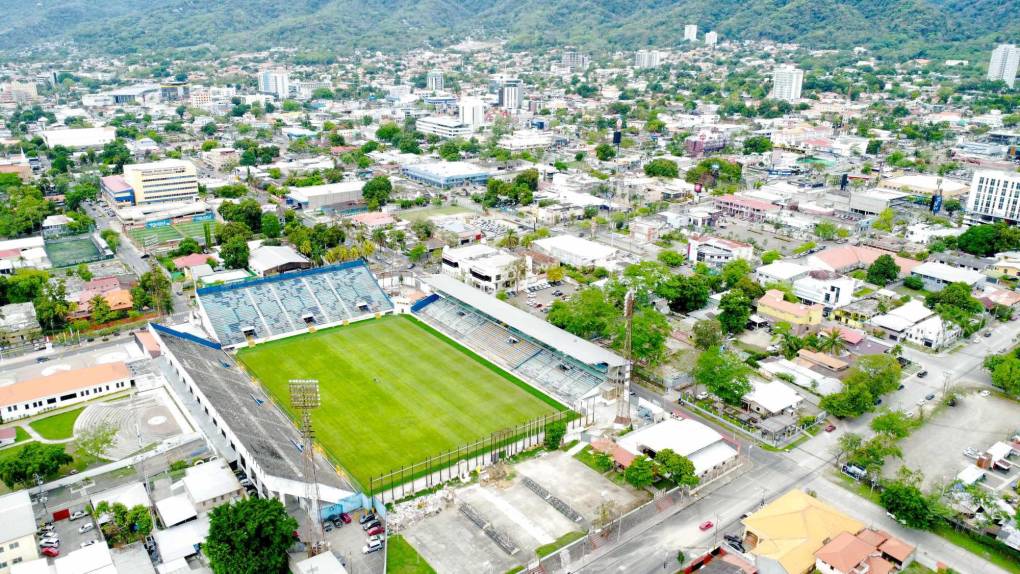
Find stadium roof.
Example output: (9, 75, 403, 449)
(426, 274, 626, 367)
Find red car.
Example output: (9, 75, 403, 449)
(366, 525, 385, 537)
(339, 512, 353, 524)
(825, 424, 836, 432)
(42, 547, 59, 558)
(699, 521, 713, 531)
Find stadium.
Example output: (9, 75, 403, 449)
(150, 260, 626, 510)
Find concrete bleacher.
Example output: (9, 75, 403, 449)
(414, 296, 605, 405)
(198, 261, 393, 347)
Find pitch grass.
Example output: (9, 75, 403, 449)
(386, 535, 437, 574)
(29, 407, 85, 440)
(237, 315, 563, 489)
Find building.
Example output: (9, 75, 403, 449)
(285, 181, 364, 212)
(200, 148, 239, 171)
(807, 245, 919, 278)
(561, 51, 590, 71)
(704, 31, 718, 46)
(416, 116, 472, 139)
(756, 290, 823, 333)
(616, 418, 739, 478)
(159, 80, 190, 102)
(248, 244, 311, 277)
(40, 127, 116, 149)
(870, 299, 959, 350)
(815, 529, 915, 574)
(459, 97, 486, 129)
(713, 194, 780, 222)
(771, 65, 804, 102)
(0, 492, 38, 574)
(910, 261, 985, 292)
(793, 272, 857, 310)
(402, 161, 490, 188)
(848, 188, 911, 215)
(684, 24, 698, 42)
(965, 169, 1020, 225)
(441, 244, 524, 294)
(687, 235, 754, 268)
(634, 50, 661, 69)
(533, 235, 618, 268)
(743, 490, 865, 574)
(258, 68, 290, 99)
(426, 70, 444, 92)
(0, 302, 41, 348)
(182, 459, 244, 512)
(498, 129, 554, 152)
(0, 81, 38, 104)
(988, 44, 1020, 88)
(743, 380, 803, 419)
(755, 261, 811, 284)
(0, 363, 132, 421)
(121, 160, 199, 206)
(497, 78, 523, 111)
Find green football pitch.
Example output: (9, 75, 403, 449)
(236, 315, 563, 488)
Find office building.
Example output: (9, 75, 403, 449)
(966, 169, 1020, 225)
(704, 31, 718, 46)
(441, 244, 524, 294)
(459, 97, 487, 128)
(561, 50, 590, 71)
(988, 44, 1019, 88)
(634, 49, 661, 69)
(771, 65, 804, 102)
(402, 162, 490, 188)
(160, 80, 190, 102)
(684, 24, 698, 42)
(258, 68, 290, 99)
(426, 70, 444, 92)
(416, 116, 473, 139)
(121, 159, 200, 205)
(496, 78, 523, 110)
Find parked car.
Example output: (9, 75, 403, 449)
(239, 478, 253, 487)
(41, 547, 59, 557)
(80, 540, 98, 549)
(979, 390, 991, 397)
(362, 540, 383, 554)
(824, 424, 836, 432)
(323, 521, 334, 533)
(723, 534, 741, 545)
(70, 510, 88, 521)
(925, 393, 936, 401)
(359, 513, 376, 525)
(366, 525, 385, 537)
(362, 520, 381, 531)
(39, 540, 59, 549)
(366, 534, 384, 545)
(917, 370, 928, 378)
(963, 448, 980, 459)
(78, 523, 94, 534)
(339, 512, 353, 524)
(699, 521, 713, 531)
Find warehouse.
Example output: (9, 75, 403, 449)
(402, 161, 490, 188)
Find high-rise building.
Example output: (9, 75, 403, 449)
(561, 50, 590, 71)
(122, 159, 199, 205)
(965, 169, 1020, 225)
(257, 69, 290, 99)
(704, 31, 718, 46)
(634, 50, 661, 69)
(426, 70, 444, 92)
(160, 80, 190, 102)
(494, 78, 523, 110)
(684, 24, 698, 42)
(771, 65, 804, 102)
(459, 97, 486, 129)
(987, 44, 1020, 88)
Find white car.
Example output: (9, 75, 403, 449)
(80, 540, 98, 549)
(979, 390, 991, 397)
(78, 523, 94, 534)
(69, 511, 88, 521)
(362, 540, 383, 554)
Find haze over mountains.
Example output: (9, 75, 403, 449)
(1, 0, 1018, 58)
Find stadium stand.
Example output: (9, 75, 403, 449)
(415, 274, 627, 407)
(197, 261, 393, 347)
(150, 323, 354, 503)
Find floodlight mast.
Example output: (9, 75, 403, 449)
(289, 379, 326, 556)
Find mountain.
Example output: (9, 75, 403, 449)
(1, 0, 1017, 60)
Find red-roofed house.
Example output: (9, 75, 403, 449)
(714, 194, 780, 222)
(174, 253, 212, 270)
(808, 246, 920, 278)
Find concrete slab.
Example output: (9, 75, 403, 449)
(403, 505, 519, 574)
(516, 451, 644, 521)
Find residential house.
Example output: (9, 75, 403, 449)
(182, 459, 244, 513)
(687, 235, 754, 268)
(793, 272, 857, 310)
(910, 261, 985, 292)
(0, 492, 38, 574)
(870, 299, 959, 350)
(755, 290, 823, 334)
(0, 303, 41, 347)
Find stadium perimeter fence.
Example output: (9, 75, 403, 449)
(369, 409, 583, 504)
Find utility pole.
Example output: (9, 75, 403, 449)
(615, 290, 634, 426)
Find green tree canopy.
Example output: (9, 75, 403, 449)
(693, 347, 751, 405)
(866, 254, 900, 286)
(205, 498, 298, 574)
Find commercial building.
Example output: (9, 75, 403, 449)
(713, 194, 780, 222)
(496, 78, 523, 110)
(416, 116, 472, 139)
(40, 127, 116, 149)
(402, 161, 490, 188)
(848, 188, 910, 215)
(0, 492, 38, 574)
(684, 24, 698, 42)
(119, 160, 199, 206)
(988, 44, 1020, 88)
(459, 97, 487, 129)
(498, 129, 554, 152)
(257, 68, 290, 99)
(426, 70, 444, 92)
(200, 148, 239, 171)
(0, 363, 133, 420)
(441, 244, 524, 294)
(687, 235, 754, 267)
(771, 65, 804, 102)
(965, 169, 1020, 225)
(0, 302, 41, 347)
(870, 299, 959, 350)
(285, 181, 364, 211)
(616, 418, 739, 478)
(533, 235, 618, 268)
(634, 50, 662, 69)
(561, 51, 590, 71)
(793, 272, 857, 310)
(910, 261, 986, 292)
(755, 290, 823, 333)
(160, 80, 190, 102)
(704, 31, 718, 46)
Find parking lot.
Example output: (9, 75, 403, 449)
(321, 509, 384, 574)
(40, 509, 99, 559)
(510, 282, 577, 318)
(884, 390, 1020, 491)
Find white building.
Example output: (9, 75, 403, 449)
(498, 81, 522, 111)
(533, 235, 618, 268)
(459, 97, 486, 129)
(426, 70, 444, 92)
(910, 261, 985, 292)
(684, 24, 698, 42)
(561, 51, 590, 71)
(416, 116, 472, 139)
(182, 459, 244, 512)
(634, 50, 662, 69)
(498, 129, 554, 152)
(793, 273, 857, 309)
(755, 261, 811, 285)
(742, 380, 803, 418)
(122, 159, 199, 205)
(704, 31, 718, 46)
(617, 418, 738, 478)
(258, 68, 290, 99)
(0, 492, 38, 574)
(441, 244, 524, 294)
(870, 299, 959, 350)
(771, 65, 804, 102)
(988, 44, 1020, 88)
(285, 181, 364, 211)
(686, 235, 754, 268)
(0, 363, 133, 421)
(40, 127, 116, 149)
(965, 169, 1020, 225)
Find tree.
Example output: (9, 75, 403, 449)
(987, 354, 1020, 397)
(499, 228, 520, 249)
(872, 208, 896, 232)
(870, 410, 916, 439)
(655, 449, 699, 488)
(595, 143, 616, 161)
(643, 158, 679, 178)
(615, 307, 670, 365)
(692, 319, 723, 351)
(656, 274, 710, 313)
(546, 265, 565, 283)
(88, 295, 113, 324)
(693, 348, 751, 405)
(742, 135, 773, 154)
(544, 420, 567, 450)
(903, 276, 924, 290)
(813, 221, 840, 240)
(717, 291, 752, 334)
(216, 221, 253, 245)
(220, 238, 250, 269)
(0, 443, 72, 489)
(131, 270, 172, 313)
(548, 288, 620, 340)
(866, 254, 900, 286)
(761, 250, 781, 265)
(375, 122, 401, 143)
(721, 259, 752, 290)
(205, 498, 298, 574)
(260, 213, 281, 239)
(407, 243, 427, 262)
(817, 327, 845, 356)
(34, 280, 71, 331)
(880, 480, 939, 529)
(624, 455, 655, 489)
(514, 168, 540, 191)
(657, 250, 684, 267)
(75, 422, 118, 460)
(100, 229, 120, 253)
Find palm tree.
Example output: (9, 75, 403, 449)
(500, 229, 520, 249)
(818, 328, 846, 356)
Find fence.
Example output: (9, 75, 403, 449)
(368, 409, 580, 504)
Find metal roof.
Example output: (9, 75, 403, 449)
(426, 274, 626, 367)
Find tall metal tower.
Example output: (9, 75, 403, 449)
(290, 379, 325, 557)
(615, 290, 634, 425)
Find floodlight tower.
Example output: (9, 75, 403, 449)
(615, 290, 634, 425)
(290, 379, 325, 557)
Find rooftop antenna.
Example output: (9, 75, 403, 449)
(290, 379, 325, 557)
(615, 290, 634, 425)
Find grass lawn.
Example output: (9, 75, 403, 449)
(29, 407, 85, 440)
(536, 530, 585, 557)
(400, 205, 470, 221)
(386, 535, 436, 574)
(238, 315, 562, 488)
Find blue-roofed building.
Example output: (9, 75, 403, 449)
(402, 161, 490, 189)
